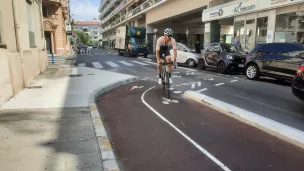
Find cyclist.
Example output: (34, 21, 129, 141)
(156, 28, 177, 84)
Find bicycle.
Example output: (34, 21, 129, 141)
(160, 57, 176, 99)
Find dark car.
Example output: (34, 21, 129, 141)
(245, 43, 304, 80)
(292, 60, 304, 101)
(199, 43, 246, 74)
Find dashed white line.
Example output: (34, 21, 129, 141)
(215, 83, 225, 86)
(209, 78, 214, 81)
(191, 84, 195, 89)
(144, 61, 157, 65)
(198, 81, 201, 87)
(78, 63, 86, 67)
(230, 80, 238, 82)
(132, 60, 149, 65)
(106, 61, 119, 67)
(92, 62, 103, 69)
(186, 73, 190, 75)
(191, 72, 194, 75)
(118, 61, 134, 66)
(196, 88, 208, 93)
(173, 91, 182, 94)
(141, 87, 231, 171)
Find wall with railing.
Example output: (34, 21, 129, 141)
(102, 0, 164, 33)
(208, 0, 235, 8)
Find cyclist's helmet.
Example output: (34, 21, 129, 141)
(164, 28, 173, 35)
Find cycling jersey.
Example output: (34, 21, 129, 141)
(156, 36, 177, 58)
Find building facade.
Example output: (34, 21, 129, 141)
(42, 0, 70, 55)
(203, 0, 304, 51)
(74, 20, 102, 43)
(0, 0, 48, 105)
(99, 0, 304, 54)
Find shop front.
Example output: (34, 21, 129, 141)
(202, 0, 304, 51)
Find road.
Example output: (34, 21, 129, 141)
(75, 49, 304, 170)
(76, 49, 304, 131)
(96, 80, 304, 171)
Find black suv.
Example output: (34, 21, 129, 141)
(245, 43, 304, 80)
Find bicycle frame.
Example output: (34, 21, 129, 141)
(160, 58, 173, 99)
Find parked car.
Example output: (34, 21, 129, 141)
(292, 60, 304, 101)
(169, 42, 200, 67)
(198, 43, 246, 74)
(92, 45, 98, 48)
(245, 43, 304, 81)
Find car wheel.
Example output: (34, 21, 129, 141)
(217, 61, 227, 74)
(186, 59, 196, 67)
(199, 59, 206, 70)
(246, 64, 260, 80)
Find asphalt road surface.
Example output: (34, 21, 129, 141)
(96, 80, 304, 171)
(76, 49, 304, 132)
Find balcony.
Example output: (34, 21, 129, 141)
(102, 0, 165, 33)
(100, 0, 120, 18)
(99, 0, 110, 12)
(209, 0, 235, 8)
(101, 0, 127, 24)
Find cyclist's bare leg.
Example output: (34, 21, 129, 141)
(165, 56, 172, 76)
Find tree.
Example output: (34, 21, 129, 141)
(75, 31, 91, 44)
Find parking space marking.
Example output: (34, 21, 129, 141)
(230, 80, 238, 83)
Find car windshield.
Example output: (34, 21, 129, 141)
(221, 43, 243, 53)
(180, 43, 195, 53)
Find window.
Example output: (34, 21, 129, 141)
(42, 6, 49, 17)
(74, 26, 78, 30)
(221, 43, 241, 53)
(256, 17, 268, 45)
(27, 1, 35, 47)
(178, 45, 186, 51)
(246, 19, 255, 25)
(94, 31, 98, 34)
(275, 12, 304, 43)
(83, 28, 88, 32)
(206, 44, 220, 52)
(234, 20, 245, 48)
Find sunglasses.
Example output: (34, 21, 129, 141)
(167, 35, 173, 38)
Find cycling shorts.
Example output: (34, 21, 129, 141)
(159, 45, 171, 59)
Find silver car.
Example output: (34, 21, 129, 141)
(170, 42, 200, 67)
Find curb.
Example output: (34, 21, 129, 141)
(184, 91, 304, 150)
(88, 77, 139, 171)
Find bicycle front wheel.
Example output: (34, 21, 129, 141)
(166, 72, 170, 99)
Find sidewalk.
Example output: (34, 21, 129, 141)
(0, 65, 137, 171)
(47, 53, 76, 65)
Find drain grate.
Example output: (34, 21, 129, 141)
(69, 74, 82, 77)
(27, 86, 43, 89)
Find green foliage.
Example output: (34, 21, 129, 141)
(75, 31, 91, 44)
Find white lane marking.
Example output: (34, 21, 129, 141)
(215, 83, 225, 86)
(144, 61, 157, 65)
(198, 81, 201, 87)
(209, 78, 214, 81)
(179, 67, 196, 72)
(191, 72, 194, 75)
(141, 87, 231, 171)
(169, 87, 174, 90)
(234, 76, 239, 79)
(92, 62, 103, 69)
(186, 73, 190, 75)
(142, 78, 148, 80)
(191, 84, 195, 89)
(118, 61, 134, 66)
(230, 80, 238, 83)
(196, 88, 208, 93)
(172, 75, 182, 78)
(106, 61, 119, 67)
(132, 60, 149, 65)
(173, 91, 182, 94)
(173, 72, 180, 74)
(78, 63, 86, 67)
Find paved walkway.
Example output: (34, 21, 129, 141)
(0, 65, 136, 171)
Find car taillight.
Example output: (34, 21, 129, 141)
(297, 61, 304, 76)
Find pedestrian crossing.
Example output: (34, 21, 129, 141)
(76, 60, 154, 69)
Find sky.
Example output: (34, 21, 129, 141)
(70, 0, 100, 21)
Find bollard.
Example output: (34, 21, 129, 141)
(52, 53, 54, 64)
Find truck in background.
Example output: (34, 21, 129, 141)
(115, 26, 148, 58)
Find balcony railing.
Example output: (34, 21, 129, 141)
(101, 0, 127, 24)
(100, 0, 120, 18)
(209, 0, 235, 8)
(102, 0, 164, 33)
(99, 0, 110, 12)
